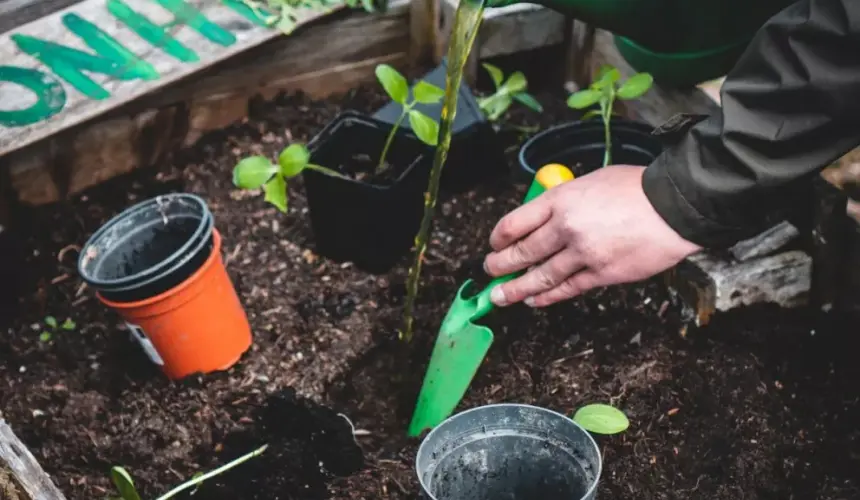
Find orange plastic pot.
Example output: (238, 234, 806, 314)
(99, 229, 251, 380)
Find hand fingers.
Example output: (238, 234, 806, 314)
(523, 269, 604, 307)
(489, 250, 584, 306)
(489, 196, 553, 252)
(484, 222, 565, 277)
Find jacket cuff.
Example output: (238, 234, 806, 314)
(642, 157, 754, 249)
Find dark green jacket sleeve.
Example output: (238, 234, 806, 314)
(642, 0, 860, 248)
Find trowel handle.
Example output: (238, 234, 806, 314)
(471, 164, 575, 319)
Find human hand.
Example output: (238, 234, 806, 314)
(483, 165, 702, 307)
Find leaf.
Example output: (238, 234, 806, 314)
(408, 110, 439, 146)
(263, 175, 288, 213)
(499, 71, 527, 95)
(110, 466, 142, 500)
(233, 156, 277, 189)
(486, 95, 513, 121)
(375, 64, 408, 104)
(572, 404, 630, 435)
(277, 144, 310, 178)
(39, 332, 51, 342)
(580, 109, 603, 121)
(275, 14, 296, 34)
(566, 89, 601, 109)
(412, 81, 445, 104)
(616, 72, 654, 100)
(512, 92, 543, 113)
(61, 318, 76, 330)
(482, 63, 504, 88)
(44, 316, 57, 329)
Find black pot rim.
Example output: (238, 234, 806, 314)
(77, 193, 212, 290)
(518, 118, 658, 175)
(306, 110, 427, 191)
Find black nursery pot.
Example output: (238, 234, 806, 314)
(518, 118, 665, 182)
(304, 111, 430, 274)
(372, 58, 507, 193)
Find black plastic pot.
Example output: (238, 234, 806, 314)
(304, 111, 431, 274)
(78, 194, 214, 303)
(372, 58, 507, 193)
(518, 118, 665, 182)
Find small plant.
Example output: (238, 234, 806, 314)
(374, 64, 444, 173)
(232, 143, 347, 213)
(566, 65, 653, 167)
(110, 444, 267, 500)
(39, 316, 75, 342)
(572, 403, 629, 435)
(477, 63, 542, 121)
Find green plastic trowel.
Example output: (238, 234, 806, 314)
(407, 164, 575, 437)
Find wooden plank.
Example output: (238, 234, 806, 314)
(3, 1, 410, 205)
(0, 0, 351, 157)
(409, 0, 439, 65)
(0, 419, 68, 500)
(729, 221, 800, 262)
(0, 0, 83, 33)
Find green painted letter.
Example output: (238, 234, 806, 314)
(12, 13, 158, 100)
(221, 0, 273, 27)
(154, 0, 236, 46)
(0, 66, 67, 127)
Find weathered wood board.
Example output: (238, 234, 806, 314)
(0, 419, 67, 500)
(0, 0, 350, 157)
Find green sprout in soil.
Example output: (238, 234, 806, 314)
(374, 64, 444, 173)
(110, 444, 268, 500)
(39, 316, 75, 342)
(233, 143, 347, 213)
(477, 63, 542, 121)
(572, 403, 629, 435)
(242, 0, 377, 35)
(566, 65, 653, 167)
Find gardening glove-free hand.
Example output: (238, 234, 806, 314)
(482, 166, 701, 307)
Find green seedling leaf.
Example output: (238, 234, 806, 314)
(572, 404, 630, 435)
(263, 175, 288, 213)
(375, 64, 408, 104)
(513, 92, 543, 113)
(412, 80, 445, 104)
(617, 72, 654, 100)
(486, 94, 513, 120)
(44, 316, 57, 329)
(482, 63, 504, 88)
(275, 14, 296, 34)
(278, 143, 310, 177)
(580, 109, 602, 121)
(567, 89, 601, 109)
(61, 318, 76, 330)
(110, 466, 142, 500)
(408, 110, 439, 146)
(594, 64, 618, 82)
(233, 156, 278, 189)
(39, 332, 51, 342)
(500, 71, 527, 95)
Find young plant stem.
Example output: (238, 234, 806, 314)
(305, 163, 350, 180)
(601, 94, 615, 167)
(400, 0, 484, 342)
(377, 107, 409, 174)
(154, 445, 268, 500)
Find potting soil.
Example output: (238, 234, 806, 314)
(0, 64, 857, 500)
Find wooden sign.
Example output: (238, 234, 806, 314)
(0, 0, 346, 156)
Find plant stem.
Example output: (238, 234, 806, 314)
(305, 163, 350, 180)
(377, 108, 409, 174)
(155, 445, 268, 500)
(601, 95, 614, 167)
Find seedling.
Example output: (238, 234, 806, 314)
(110, 444, 268, 500)
(39, 316, 75, 342)
(477, 63, 543, 121)
(374, 64, 444, 173)
(572, 403, 630, 435)
(566, 65, 653, 167)
(232, 143, 347, 213)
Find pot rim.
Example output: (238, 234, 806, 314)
(415, 402, 603, 500)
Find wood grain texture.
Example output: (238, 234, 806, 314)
(3, 1, 409, 205)
(0, 0, 345, 156)
(0, 419, 67, 500)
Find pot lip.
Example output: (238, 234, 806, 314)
(518, 118, 657, 175)
(415, 403, 603, 500)
(98, 228, 222, 310)
(78, 193, 212, 288)
(306, 110, 428, 191)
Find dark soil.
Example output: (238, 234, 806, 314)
(0, 65, 858, 500)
